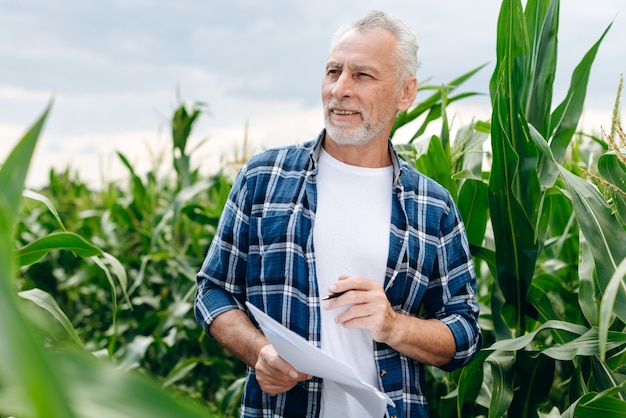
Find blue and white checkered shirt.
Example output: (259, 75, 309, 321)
(195, 131, 481, 418)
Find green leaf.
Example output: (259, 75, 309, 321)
(487, 352, 515, 418)
(458, 179, 489, 246)
(542, 21, 613, 184)
(541, 327, 626, 361)
(216, 376, 245, 417)
(162, 358, 199, 389)
(17, 231, 102, 266)
(116, 335, 154, 372)
(391, 63, 487, 138)
(599, 258, 626, 360)
(525, 0, 559, 138)
(488, 0, 544, 334)
(527, 122, 626, 323)
(454, 121, 490, 181)
(18, 288, 83, 347)
(590, 356, 624, 398)
(574, 389, 626, 418)
(597, 152, 626, 224)
(528, 274, 565, 322)
(0, 105, 77, 418)
(457, 350, 491, 415)
(559, 168, 626, 322)
(412, 135, 457, 197)
(488, 320, 589, 352)
(22, 189, 66, 231)
(579, 232, 600, 326)
(597, 152, 626, 193)
(510, 352, 554, 418)
(45, 351, 210, 417)
(101, 251, 131, 308)
(0, 102, 51, 222)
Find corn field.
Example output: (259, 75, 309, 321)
(1, 0, 625, 417)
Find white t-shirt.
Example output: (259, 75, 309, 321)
(314, 147, 393, 417)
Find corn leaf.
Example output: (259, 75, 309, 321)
(489, 0, 542, 335)
(597, 152, 626, 224)
(18, 288, 84, 347)
(487, 353, 515, 418)
(17, 231, 102, 266)
(23, 189, 67, 231)
(541, 22, 613, 186)
(510, 352, 554, 418)
(47, 351, 210, 418)
(573, 389, 626, 418)
(458, 179, 489, 246)
(599, 258, 626, 359)
(525, 0, 559, 138)
(558, 168, 626, 322)
(0, 105, 76, 417)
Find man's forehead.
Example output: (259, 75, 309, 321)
(325, 60, 379, 73)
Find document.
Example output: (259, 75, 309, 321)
(245, 302, 394, 416)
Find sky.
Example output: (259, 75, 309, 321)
(1, 0, 624, 188)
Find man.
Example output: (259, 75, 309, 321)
(195, 10, 481, 418)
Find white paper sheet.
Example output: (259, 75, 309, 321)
(245, 301, 394, 416)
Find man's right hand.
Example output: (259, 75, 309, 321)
(255, 344, 312, 395)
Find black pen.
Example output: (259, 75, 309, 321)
(321, 291, 348, 301)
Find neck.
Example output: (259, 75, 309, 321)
(322, 135, 392, 168)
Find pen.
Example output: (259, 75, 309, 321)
(321, 291, 348, 301)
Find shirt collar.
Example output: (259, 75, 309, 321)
(310, 129, 404, 183)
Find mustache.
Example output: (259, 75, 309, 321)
(325, 101, 363, 113)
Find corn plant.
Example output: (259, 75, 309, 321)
(14, 100, 244, 411)
(396, 0, 626, 416)
(0, 105, 214, 417)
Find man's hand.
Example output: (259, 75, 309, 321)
(255, 344, 311, 396)
(322, 275, 456, 366)
(210, 309, 311, 396)
(322, 275, 396, 342)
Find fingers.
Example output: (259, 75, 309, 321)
(322, 276, 394, 342)
(254, 344, 311, 396)
(324, 276, 384, 310)
(328, 275, 371, 295)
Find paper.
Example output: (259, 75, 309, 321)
(245, 301, 394, 415)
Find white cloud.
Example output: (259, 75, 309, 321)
(1, 0, 624, 190)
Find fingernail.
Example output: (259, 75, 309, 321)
(289, 370, 298, 379)
(328, 284, 337, 292)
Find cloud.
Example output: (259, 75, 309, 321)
(0, 0, 624, 189)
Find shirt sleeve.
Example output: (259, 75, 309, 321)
(424, 200, 482, 372)
(194, 167, 250, 338)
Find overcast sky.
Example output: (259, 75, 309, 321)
(1, 0, 624, 187)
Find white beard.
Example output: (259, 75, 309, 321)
(323, 103, 397, 146)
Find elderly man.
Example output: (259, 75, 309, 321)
(195, 10, 481, 418)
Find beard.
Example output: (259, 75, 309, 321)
(323, 101, 397, 146)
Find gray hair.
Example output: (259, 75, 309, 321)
(331, 10, 419, 81)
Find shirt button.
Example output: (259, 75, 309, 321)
(380, 369, 387, 377)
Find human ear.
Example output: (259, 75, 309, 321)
(398, 77, 418, 112)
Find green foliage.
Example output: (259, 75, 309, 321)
(393, 0, 626, 416)
(2, 1, 625, 417)
(0, 105, 212, 417)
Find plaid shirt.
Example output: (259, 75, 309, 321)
(195, 132, 481, 418)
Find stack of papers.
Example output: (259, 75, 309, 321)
(245, 302, 394, 416)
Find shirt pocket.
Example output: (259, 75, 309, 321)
(248, 214, 293, 285)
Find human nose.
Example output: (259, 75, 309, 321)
(331, 71, 353, 98)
